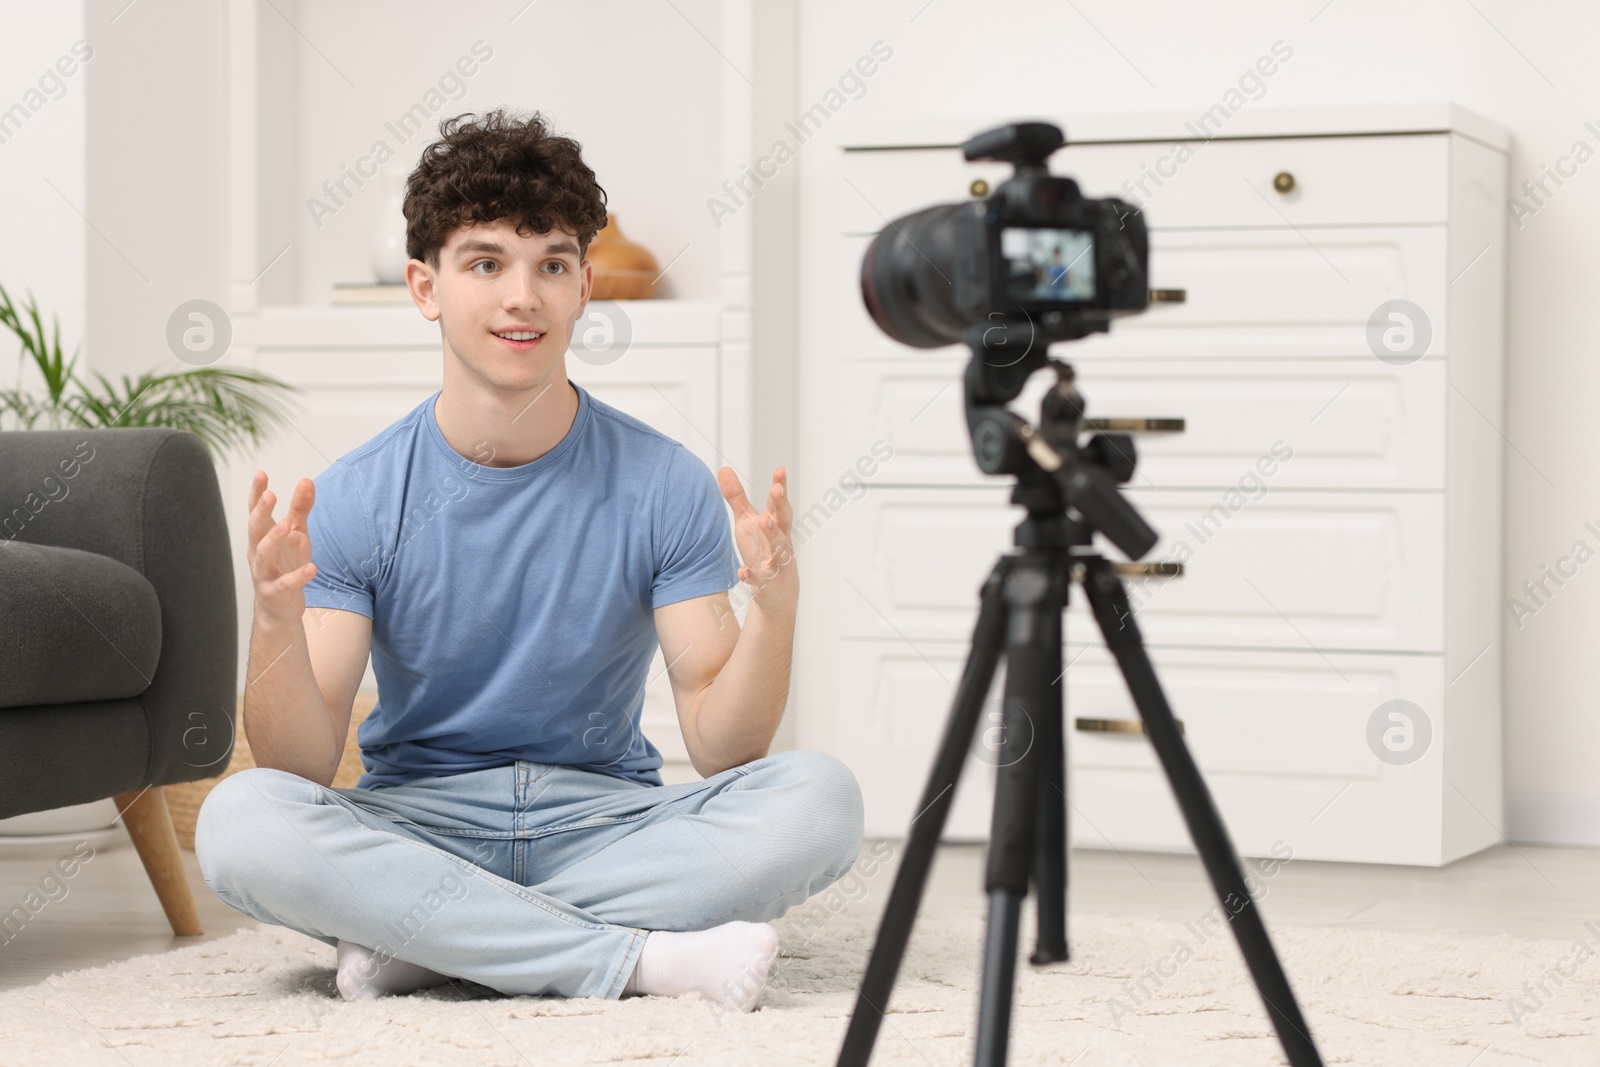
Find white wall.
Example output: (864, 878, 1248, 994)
(276, 0, 725, 306)
(0, 0, 86, 401)
(83, 0, 229, 384)
(789, 0, 1600, 845)
(0, 0, 228, 392)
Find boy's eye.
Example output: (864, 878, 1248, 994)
(471, 260, 566, 274)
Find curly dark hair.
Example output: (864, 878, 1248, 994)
(404, 109, 609, 268)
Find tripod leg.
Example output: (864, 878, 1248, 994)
(1031, 664, 1067, 966)
(976, 558, 1067, 1067)
(977, 891, 1023, 1067)
(1080, 557, 1325, 1067)
(836, 561, 1012, 1067)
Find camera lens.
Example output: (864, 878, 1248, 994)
(859, 201, 979, 349)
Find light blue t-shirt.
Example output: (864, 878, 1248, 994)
(300, 380, 741, 790)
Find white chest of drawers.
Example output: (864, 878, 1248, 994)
(819, 106, 1509, 866)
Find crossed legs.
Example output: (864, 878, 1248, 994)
(195, 750, 865, 1009)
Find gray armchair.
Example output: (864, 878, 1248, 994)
(0, 427, 237, 936)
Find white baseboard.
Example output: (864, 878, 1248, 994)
(1507, 792, 1600, 847)
(0, 826, 126, 860)
(0, 798, 120, 837)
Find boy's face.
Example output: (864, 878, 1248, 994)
(406, 218, 592, 395)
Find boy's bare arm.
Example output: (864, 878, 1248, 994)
(243, 471, 372, 787)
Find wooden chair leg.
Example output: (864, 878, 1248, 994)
(113, 787, 203, 936)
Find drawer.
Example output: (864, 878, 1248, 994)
(837, 639, 1449, 863)
(835, 637, 1006, 842)
(838, 358, 1446, 490)
(837, 486, 1444, 653)
(841, 226, 1449, 360)
(1065, 645, 1447, 864)
(840, 133, 1450, 234)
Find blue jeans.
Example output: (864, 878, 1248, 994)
(193, 749, 865, 1000)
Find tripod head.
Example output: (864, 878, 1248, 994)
(961, 318, 1160, 561)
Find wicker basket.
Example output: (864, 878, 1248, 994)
(165, 692, 378, 851)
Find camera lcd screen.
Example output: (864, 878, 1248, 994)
(1000, 227, 1096, 303)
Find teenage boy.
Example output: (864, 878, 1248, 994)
(196, 109, 864, 1013)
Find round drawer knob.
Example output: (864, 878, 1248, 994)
(1272, 171, 1296, 194)
(969, 177, 990, 198)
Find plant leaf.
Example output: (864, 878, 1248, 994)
(1, 280, 302, 462)
(67, 366, 301, 464)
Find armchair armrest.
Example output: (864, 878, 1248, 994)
(0, 540, 162, 706)
(0, 428, 237, 788)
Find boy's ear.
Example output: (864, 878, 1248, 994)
(406, 258, 441, 322)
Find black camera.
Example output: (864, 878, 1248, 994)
(860, 121, 1149, 349)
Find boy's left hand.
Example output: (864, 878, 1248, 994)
(718, 465, 797, 617)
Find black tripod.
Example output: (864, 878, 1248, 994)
(835, 323, 1324, 1067)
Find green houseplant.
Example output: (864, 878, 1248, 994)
(0, 279, 299, 463)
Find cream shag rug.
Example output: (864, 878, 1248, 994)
(1, 892, 1596, 1066)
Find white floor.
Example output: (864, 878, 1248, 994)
(2, 828, 1597, 995)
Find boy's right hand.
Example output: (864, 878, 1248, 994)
(247, 470, 318, 626)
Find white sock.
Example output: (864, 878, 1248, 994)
(335, 938, 452, 1001)
(621, 921, 781, 1011)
